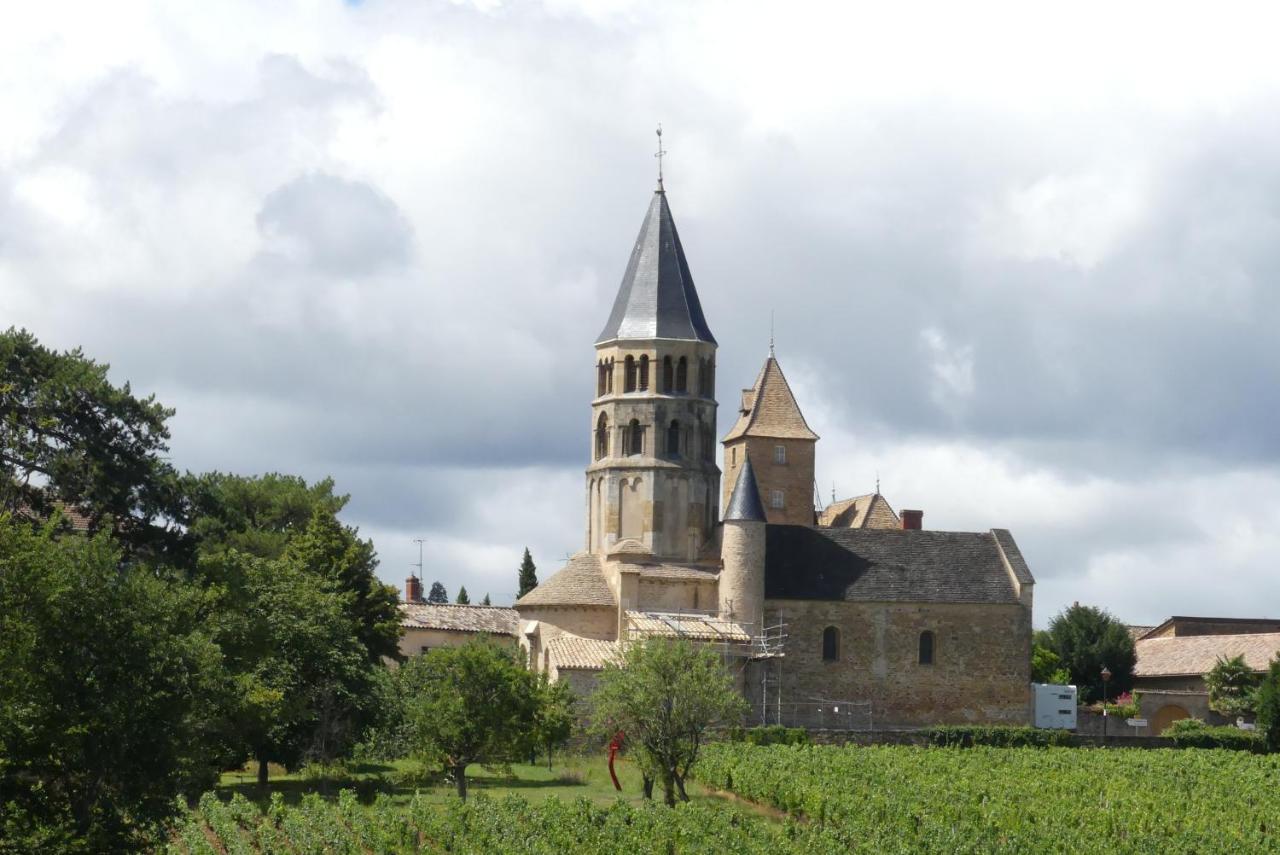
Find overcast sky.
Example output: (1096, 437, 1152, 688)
(4, 1, 1279, 624)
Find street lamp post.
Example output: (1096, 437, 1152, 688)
(1101, 665, 1113, 743)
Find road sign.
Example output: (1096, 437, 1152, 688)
(1126, 718, 1147, 727)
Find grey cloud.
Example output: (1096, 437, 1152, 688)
(256, 173, 412, 275)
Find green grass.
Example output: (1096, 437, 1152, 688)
(215, 754, 762, 815)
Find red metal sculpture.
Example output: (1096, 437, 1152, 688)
(607, 730, 625, 791)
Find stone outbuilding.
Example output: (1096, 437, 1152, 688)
(1131, 616, 1280, 733)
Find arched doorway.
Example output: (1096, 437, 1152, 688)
(1152, 704, 1190, 734)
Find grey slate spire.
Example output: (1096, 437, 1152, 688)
(596, 190, 717, 344)
(724, 456, 766, 522)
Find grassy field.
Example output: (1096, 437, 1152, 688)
(215, 754, 751, 812)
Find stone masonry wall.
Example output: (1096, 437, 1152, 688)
(723, 438, 816, 527)
(759, 600, 1032, 727)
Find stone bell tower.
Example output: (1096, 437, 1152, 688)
(585, 184, 720, 561)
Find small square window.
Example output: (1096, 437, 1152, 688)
(774, 445, 786, 464)
(770, 489, 785, 509)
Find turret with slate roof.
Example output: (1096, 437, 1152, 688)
(719, 457, 766, 624)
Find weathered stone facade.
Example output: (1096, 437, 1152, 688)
(723, 437, 817, 527)
(750, 601, 1032, 726)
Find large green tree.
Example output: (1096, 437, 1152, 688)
(0, 328, 188, 561)
(187, 474, 401, 663)
(0, 516, 226, 851)
(206, 549, 376, 784)
(401, 639, 539, 800)
(591, 638, 748, 806)
(185, 471, 344, 561)
(1043, 604, 1137, 702)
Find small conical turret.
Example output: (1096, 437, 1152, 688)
(720, 457, 766, 625)
(724, 457, 766, 522)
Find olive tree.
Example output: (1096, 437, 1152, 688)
(591, 637, 748, 806)
(401, 638, 538, 800)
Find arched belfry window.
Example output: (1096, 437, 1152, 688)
(595, 413, 609, 460)
(638, 355, 650, 391)
(606, 359, 614, 393)
(919, 631, 935, 666)
(627, 418, 644, 456)
(624, 356, 637, 392)
(676, 356, 688, 393)
(822, 626, 840, 661)
(663, 356, 674, 392)
(667, 420, 680, 458)
(597, 362, 607, 397)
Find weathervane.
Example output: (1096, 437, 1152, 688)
(655, 124, 667, 190)
(769, 310, 776, 357)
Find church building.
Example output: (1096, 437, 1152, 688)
(402, 179, 1035, 727)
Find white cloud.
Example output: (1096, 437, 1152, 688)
(4, 0, 1280, 627)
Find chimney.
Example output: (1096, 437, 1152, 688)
(901, 509, 923, 530)
(405, 575, 423, 603)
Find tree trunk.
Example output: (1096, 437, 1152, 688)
(674, 772, 689, 802)
(547, 747, 553, 770)
(454, 763, 468, 801)
(642, 775, 654, 800)
(662, 773, 676, 807)
(257, 756, 269, 788)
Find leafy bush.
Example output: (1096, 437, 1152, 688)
(921, 725, 1073, 748)
(726, 725, 810, 746)
(1163, 718, 1263, 752)
(1252, 657, 1280, 751)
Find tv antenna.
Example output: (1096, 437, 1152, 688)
(411, 538, 425, 579)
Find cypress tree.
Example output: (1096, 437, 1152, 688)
(517, 548, 538, 598)
(481, 593, 492, 606)
(456, 586, 470, 605)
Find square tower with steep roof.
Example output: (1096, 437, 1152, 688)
(721, 353, 819, 526)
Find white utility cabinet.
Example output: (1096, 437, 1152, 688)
(1032, 683, 1077, 729)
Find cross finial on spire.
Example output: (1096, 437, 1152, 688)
(876, 473, 881, 495)
(769, 310, 775, 357)
(655, 124, 667, 190)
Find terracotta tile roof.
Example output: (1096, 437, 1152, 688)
(14, 500, 94, 532)
(765, 525, 1032, 604)
(1127, 625, 1156, 641)
(723, 356, 818, 442)
(516, 553, 616, 607)
(626, 610, 752, 642)
(819, 493, 901, 529)
(1135, 633, 1280, 677)
(399, 602, 519, 635)
(547, 636, 620, 671)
